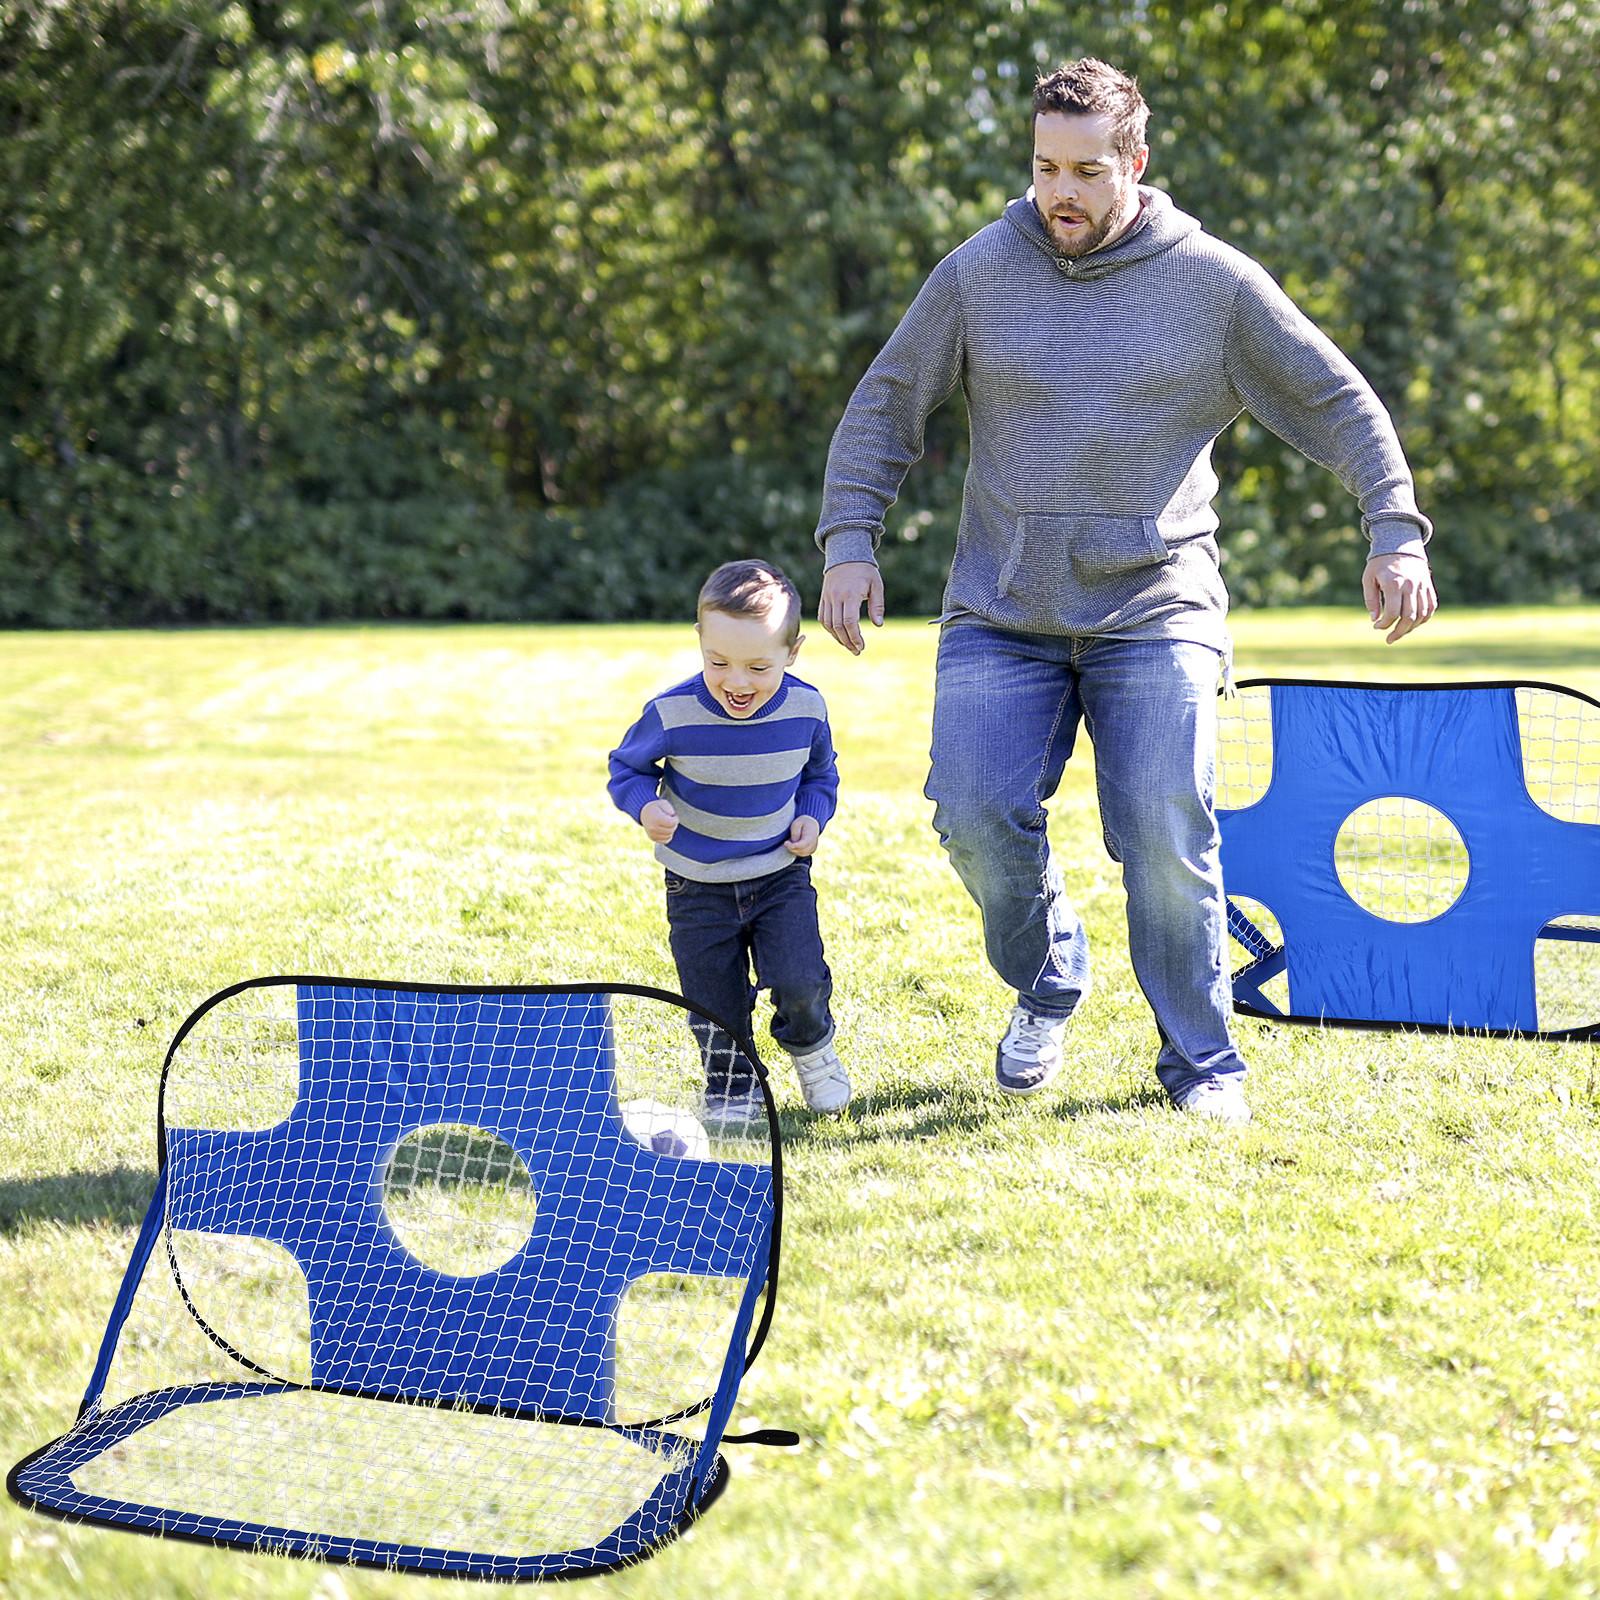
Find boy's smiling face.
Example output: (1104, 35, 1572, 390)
(697, 605, 801, 718)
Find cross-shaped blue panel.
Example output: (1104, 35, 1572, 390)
(1218, 684, 1600, 1030)
(164, 986, 771, 1422)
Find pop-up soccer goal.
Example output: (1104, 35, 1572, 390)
(8, 980, 786, 1580)
(1217, 679, 1600, 1038)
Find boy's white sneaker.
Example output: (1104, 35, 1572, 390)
(994, 1004, 1067, 1096)
(1173, 1076, 1251, 1124)
(790, 1041, 851, 1114)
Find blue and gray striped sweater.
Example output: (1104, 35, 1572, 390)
(607, 673, 838, 883)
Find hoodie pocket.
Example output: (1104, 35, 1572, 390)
(1002, 514, 1172, 591)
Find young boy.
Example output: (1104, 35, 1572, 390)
(607, 559, 851, 1117)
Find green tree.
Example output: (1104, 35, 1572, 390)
(1, 0, 1595, 624)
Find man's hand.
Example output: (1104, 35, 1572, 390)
(784, 815, 821, 857)
(1363, 552, 1437, 644)
(819, 561, 886, 655)
(640, 799, 679, 843)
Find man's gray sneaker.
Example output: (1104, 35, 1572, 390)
(790, 1041, 851, 1114)
(994, 1004, 1067, 1096)
(1173, 1076, 1251, 1124)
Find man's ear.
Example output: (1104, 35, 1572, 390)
(1132, 143, 1150, 181)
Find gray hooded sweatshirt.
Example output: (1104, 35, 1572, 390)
(814, 186, 1431, 648)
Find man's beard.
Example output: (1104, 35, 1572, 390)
(1044, 195, 1130, 259)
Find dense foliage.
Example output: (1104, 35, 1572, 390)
(3, 0, 1597, 624)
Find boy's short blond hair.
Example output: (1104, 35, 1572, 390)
(696, 560, 802, 646)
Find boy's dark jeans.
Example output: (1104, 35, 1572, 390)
(665, 857, 834, 1095)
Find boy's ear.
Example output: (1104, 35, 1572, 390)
(788, 633, 805, 663)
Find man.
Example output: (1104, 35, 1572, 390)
(813, 57, 1436, 1123)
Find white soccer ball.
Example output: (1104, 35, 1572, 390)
(619, 1098, 711, 1162)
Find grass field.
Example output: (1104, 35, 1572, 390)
(3, 605, 1600, 1600)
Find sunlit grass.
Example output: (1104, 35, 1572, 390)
(3, 606, 1600, 1598)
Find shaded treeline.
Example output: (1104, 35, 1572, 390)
(2, 0, 1596, 624)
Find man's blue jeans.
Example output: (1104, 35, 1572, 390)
(925, 617, 1246, 1102)
(664, 857, 834, 1095)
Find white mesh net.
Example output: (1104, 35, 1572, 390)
(1518, 686, 1600, 825)
(1215, 684, 1275, 811)
(1535, 916, 1600, 1035)
(1333, 797, 1469, 923)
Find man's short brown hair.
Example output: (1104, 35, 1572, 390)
(697, 559, 802, 645)
(1033, 57, 1149, 165)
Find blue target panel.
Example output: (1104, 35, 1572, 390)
(8, 981, 784, 1580)
(1217, 680, 1600, 1039)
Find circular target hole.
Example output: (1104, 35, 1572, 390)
(384, 1123, 537, 1276)
(1334, 797, 1468, 923)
